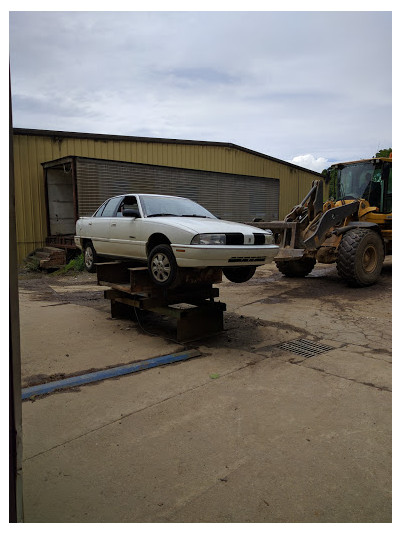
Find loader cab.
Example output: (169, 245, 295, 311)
(332, 158, 392, 214)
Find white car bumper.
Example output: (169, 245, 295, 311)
(172, 244, 279, 268)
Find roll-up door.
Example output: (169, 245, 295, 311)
(75, 157, 279, 223)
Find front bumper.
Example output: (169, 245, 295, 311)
(172, 244, 279, 268)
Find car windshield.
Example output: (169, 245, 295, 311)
(140, 195, 216, 219)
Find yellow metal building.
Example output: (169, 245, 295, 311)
(12, 128, 325, 262)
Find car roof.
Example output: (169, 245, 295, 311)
(110, 193, 188, 200)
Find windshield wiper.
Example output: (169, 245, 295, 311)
(146, 213, 176, 217)
(181, 214, 210, 218)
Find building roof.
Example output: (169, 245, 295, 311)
(13, 127, 322, 176)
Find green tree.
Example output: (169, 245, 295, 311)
(375, 148, 392, 158)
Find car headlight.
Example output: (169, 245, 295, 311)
(191, 233, 226, 245)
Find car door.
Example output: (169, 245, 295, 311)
(90, 196, 123, 255)
(107, 195, 145, 259)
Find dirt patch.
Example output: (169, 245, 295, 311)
(18, 271, 108, 309)
(18, 261, 392, 378)
(229, 261, 392, 305)
(18, 270, 98, 291)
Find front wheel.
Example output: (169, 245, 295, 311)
(223, 266, 256, 283)
(148, 244, 178, 287)
(275, 257, 316, 277)
(336, 228, 384, 287)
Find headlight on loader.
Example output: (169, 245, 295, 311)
(191, 233, 226, 245)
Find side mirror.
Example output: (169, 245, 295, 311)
(123, 208, 140, 218)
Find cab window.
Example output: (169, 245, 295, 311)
(384, 166, 392, 213)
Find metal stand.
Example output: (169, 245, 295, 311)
(96, 262, 226, 342)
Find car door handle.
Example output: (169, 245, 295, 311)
(111, 223, 117, 227)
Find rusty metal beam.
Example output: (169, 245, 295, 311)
(100, 262, 226, 342)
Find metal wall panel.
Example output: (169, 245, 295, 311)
(13, 130, 324, 262)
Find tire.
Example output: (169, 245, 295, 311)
(336, 228, 384, 287)
(83, 242, 98, 273)
(148, 244, 178, 287)
(223, 266, 257, 283)
(275, 257, 316, 277)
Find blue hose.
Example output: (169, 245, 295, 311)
(22, 349, 201, 400)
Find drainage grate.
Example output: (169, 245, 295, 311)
(278, 339, 334, 358)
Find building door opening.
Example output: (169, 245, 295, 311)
(45, 162, 76, 236)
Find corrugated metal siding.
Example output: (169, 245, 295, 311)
(75, 157, 280, 223)
(12, 131, 325, 262)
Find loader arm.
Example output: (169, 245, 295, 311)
(303, 201, 359, 249)
(246, 179, 327, 259)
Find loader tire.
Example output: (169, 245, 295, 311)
(275, 257, 316, 278)
(336, 228, 384, 287)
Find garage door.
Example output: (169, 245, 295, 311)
(76, 157, 280, 223)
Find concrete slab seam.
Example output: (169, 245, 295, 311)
(291, 362, 392, 392)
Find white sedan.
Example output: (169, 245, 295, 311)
(74, 194, 278, 287)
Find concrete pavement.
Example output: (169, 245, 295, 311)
(19, 262, 392, 522)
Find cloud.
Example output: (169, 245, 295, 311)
(289, 154, 329, 173)
(9, 11, 392, 164)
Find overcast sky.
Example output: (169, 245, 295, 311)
(9, 10, 392, 172)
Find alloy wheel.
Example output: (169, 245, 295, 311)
(151, 253, 171, 282)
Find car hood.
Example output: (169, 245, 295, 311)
(144, 216, 268, 235)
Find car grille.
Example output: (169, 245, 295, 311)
(253, 233, 266, 245)
(225, 233, 266, 245)
(225, 233, 244, 245)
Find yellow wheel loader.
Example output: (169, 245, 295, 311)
(252, 156, 392, 286)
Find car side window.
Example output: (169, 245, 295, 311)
(117, 196, 140, 217)
(93, 200, 108, 217)
(101, 197, 123, 217)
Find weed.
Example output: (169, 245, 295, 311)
(55, 254, 85, 274)
(23, 256, 41, 272)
